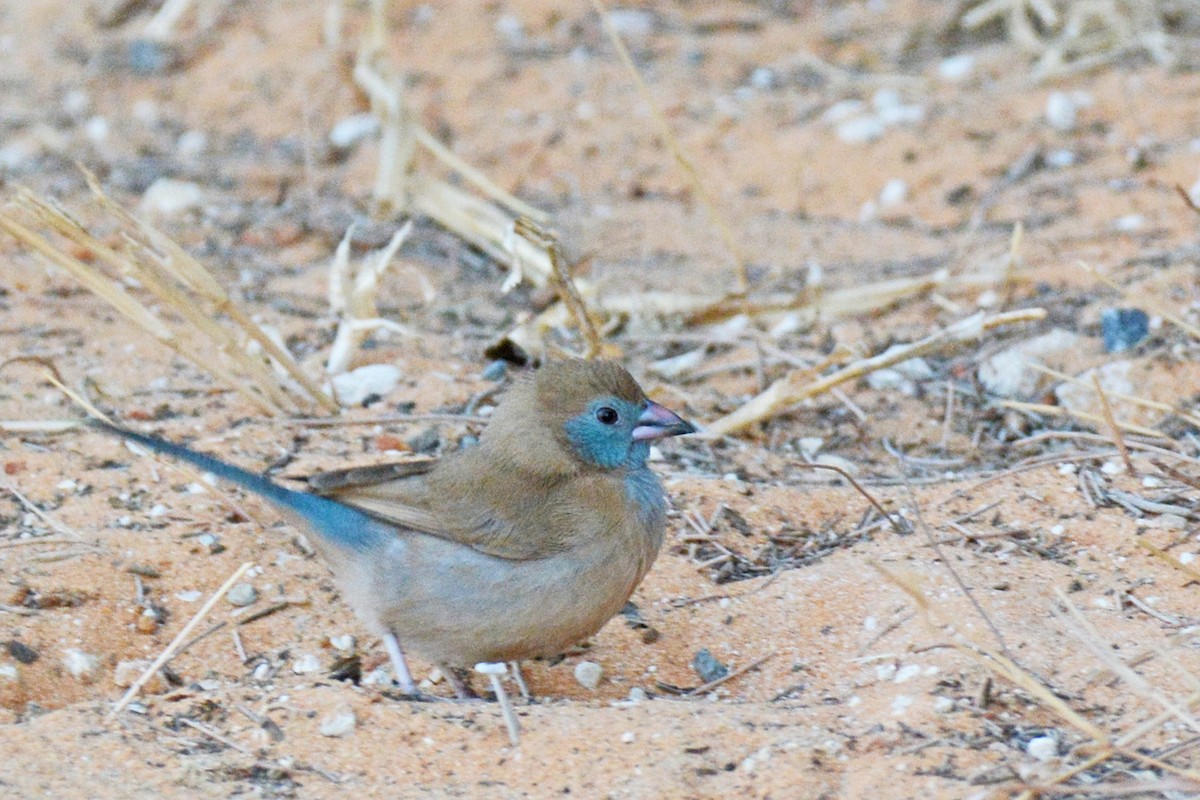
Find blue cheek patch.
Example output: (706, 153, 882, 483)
(563, 398, 649, 470)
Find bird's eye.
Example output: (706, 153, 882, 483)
(595, 406, 619, 425)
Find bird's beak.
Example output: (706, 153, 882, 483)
(632, 401, 697, 441)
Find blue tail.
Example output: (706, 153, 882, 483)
(89, 421, 385, 552)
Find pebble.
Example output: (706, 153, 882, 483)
(319, 706, 357, 737)
(837, 116, 886, 144)
(891, 695, 913, 715)
(113, 659, 166, 692)
(0, 665, 17, 682)
(407, 426, 441, 454)
(225, 582, 257, 607)
(175, 590, 202, 603)
(1100, 308, 1149, 353)
(1113, 214, 1145, 233)
(329, 113, 379, 149)
(937, 53, 974, 81)
(866, 368, 914, 396)
(1027, 735, 1058, 761)
(292, 654, 322, 674)
(62, 648, 99, 682)
(176, 130, 207, 158)
(607, 9, 656, 37)
(480, 359, 508, 382)
(933, 696, 955, 714)
(1055, 361, 1134, 416)
(329, 635, 356, 652)
(1045, 91, 1079, 132)
(140, 178, 203, 218)
(979, 329, 1091, 398)
(1154, 513, 1187, 531)
(1179, 552, 1196, 565)
(574, 660, 603, 690)
(893, 664, 921, 683)
(692, 648, 729, 683)
(620, 730, 636, 744)
(878, 178, 908, 208)
(331, 364, 401, 407)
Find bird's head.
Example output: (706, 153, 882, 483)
(482, 359, 695, 472)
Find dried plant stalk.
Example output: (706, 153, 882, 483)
(512, 218, 604, 359)
(707, 308, 1047, 436)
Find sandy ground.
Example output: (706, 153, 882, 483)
(2, 1, 1200, 798)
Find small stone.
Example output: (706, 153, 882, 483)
(836, 115, 886, 144)
(691, 649, 729, 684)
(979, 329, 1092, 399)
(292, 654, 322, 674)
(1113, 214, 1145, 233)
(319, 706, 357, 737)
(574, 660, 603, 690)
(140, 178, 203, 218)
(226, 583, 257, 607)
(175, 590, 202, 603)
(1154, 514, 1188, 531)
(1046, 149, 1076, 168)
(481, 359, 508, 382)
(329, 113, 379, 149)
(627, 687, 647, 704)
(933, 696, 955, 714)
(1101, 308, 1149, 353)
(176, 130, 207, 158)
(1179, 552, 1196, 565)
(0, 665, 17, 682)
(891, 695, 913, 715)
(1045, 91, 1078, 132)
(1027, 735, 1058, 761)
(893, 664, 921, 683)
(620, 730, 636, 744)
(62, 648, 99, 682)
(937, 53, 974, 81)
(606, 9, 656, 37)
(331, 364, 402, 407)
(1056, 361, 1135, 416)
(407, 426, 441, 454)
(866, 368, 914, 396)
(135, 607, 160, 633)
(6, 640, 38, 664)
(878, 178, 908, 208)
(329, 635, 356, 652)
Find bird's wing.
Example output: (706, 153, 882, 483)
(306, 456, 552, 561)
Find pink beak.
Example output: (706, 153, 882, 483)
(632, 401, 696, 441)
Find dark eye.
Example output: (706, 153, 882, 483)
(595, 406, 619, 425)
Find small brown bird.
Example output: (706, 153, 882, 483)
(93, 360, 694, 694)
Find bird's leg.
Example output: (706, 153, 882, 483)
(509, 660, 532, 702)
(441, 665, 478, 699)
(382, 631, 416, 694)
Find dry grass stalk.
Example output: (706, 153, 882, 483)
(587, 0, 749, 294)
(1, 182, 337, 415)
(496, 263, 1011, 362)
(707, 308, 1047, 436)
(353, 1, 552, 291)
(998, 400, 1167, 439)
(110, 561, 254, 717)
(326, 221, 419, 376)
(958, 0, 1197, 79)
(512, 218, 606, 359)
(1029, 362, 1200, 429)
(1135, 538, 1200, 584)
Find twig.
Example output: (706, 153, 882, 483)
(176, 717, 252, 756)
(512, 218, 604, 358)
(707, 308, 1046, 435)
(684, 651, 776, 696)
(1136, 539, 1200, 584)
(109, 561, 254, 717)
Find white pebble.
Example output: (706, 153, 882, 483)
(837, 116, 886, 144)
(875, 663, 898, 681)
(1058, 463, 1077, 475)
(937, 54, 974, 81)
(140, 178, 204, 218)
(1027, 735, 1058, 761)
(1045, 92, 1078, 132)
(1100, 460, 1123, 475)
(83, 116, 109, 143)
(319, 707, 357, 737)
(1045, 149, 1076, 168)
(331, 364, 402, 407)
(1179, 552, 1196, 565)
(1114, 214, 1145, 233)
(175, 590, 202, 603)
(1050, 524, 1065, 536)
(620, 731, 635, 744)
(891, 695, 913, 715)
(878, 178, 908, 207)
(329, 113, 379, 149)
(1141, 476, 1164, 489)
(0, 665, 17, 682)
(574, 660, 603, 690)
(292, 653, 322, 674)
(62, 648, 99, 682)
(893, 664, 921, 683)
(176, 130, 207, 158)
(225, 582, 257, 607)
(606, 9, 655, 37)
(329, 635, 356, 652)
(933, 696, 955, 714)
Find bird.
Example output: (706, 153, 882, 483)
(89, 359, 695, 696)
